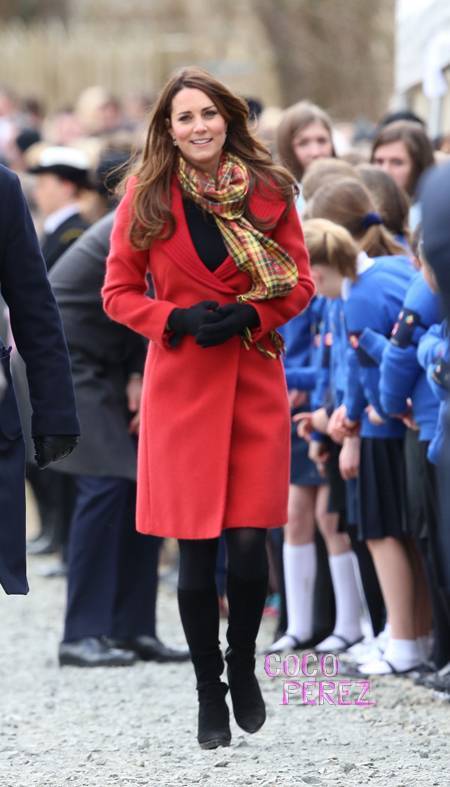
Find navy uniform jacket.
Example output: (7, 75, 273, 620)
(0, 165, 79, 594)
(41, 212, 90, 271)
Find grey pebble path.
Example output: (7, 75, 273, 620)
(1, 553, 449, 787)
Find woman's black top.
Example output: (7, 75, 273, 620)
(183, 198, 228, 272)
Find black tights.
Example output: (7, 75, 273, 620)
(177, 528, 269, 685)
(178, 527, 268, 590)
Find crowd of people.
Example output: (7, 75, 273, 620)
(1, 69, 450, 751)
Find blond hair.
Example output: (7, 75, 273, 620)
(303, 218, 359, 279)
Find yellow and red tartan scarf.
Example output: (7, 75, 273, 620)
(177, 152, 298, 358)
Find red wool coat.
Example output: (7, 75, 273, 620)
(102, 177, 314, 539)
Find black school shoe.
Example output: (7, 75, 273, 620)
(107, 635, 190, 663)
(59, 637, 137, 667)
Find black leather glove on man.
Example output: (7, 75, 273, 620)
(195, 303, 260, 348)
(33, 435, 79, 470)
(168, 300, 221, 347)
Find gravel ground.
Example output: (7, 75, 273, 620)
(1, 547, 449, 787)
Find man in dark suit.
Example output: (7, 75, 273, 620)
(25, 146, 91, 558)
(49, 211, 189, 666)
(0, 163, 79, 596)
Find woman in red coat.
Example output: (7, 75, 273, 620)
(102, 67, 314, 749)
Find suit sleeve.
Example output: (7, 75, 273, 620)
(102, 179, 178, 347)
(0, 172, 79, 436)
(248, 204, 315, 339)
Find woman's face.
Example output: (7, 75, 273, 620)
(372, 140, 413, 193)
(291, 121, 333, 173)
(311, 264, 343, 299)
(168, 87, 227, 176)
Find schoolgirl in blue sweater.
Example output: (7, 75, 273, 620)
(304, 193, 424, 675)
(269, 110, 339, 654)
(269, 296, 341, 653)
(359, 268, 443, 667)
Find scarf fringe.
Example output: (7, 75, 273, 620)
(241, 327, 285, 360)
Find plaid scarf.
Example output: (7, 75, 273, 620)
(177, 153, 298, 358)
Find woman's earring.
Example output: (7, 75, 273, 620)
(172, 138, 178, 146)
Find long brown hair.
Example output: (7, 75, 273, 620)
(309, 177, 406, 258)
(370, 120, 434, 197)
(276, 101, 336, 182)
(356, 163, 410, 242)
(302, 157, 355, 203)
(126, 66, 297, 249)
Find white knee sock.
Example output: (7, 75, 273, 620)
(315, 551, 363, 652)
(283, 542, 317, 642)
(329, 551, 363, 640)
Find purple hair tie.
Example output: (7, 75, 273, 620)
(361, 212, 383, 229)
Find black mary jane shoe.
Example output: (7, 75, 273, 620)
(58, 637, 137, 667)
(225, 647, 266, 734)
(197, 681, 231, 750)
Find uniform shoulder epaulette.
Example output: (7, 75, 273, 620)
(59, 227, 85, 245)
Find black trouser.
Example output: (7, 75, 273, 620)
(177, 528, 268, 686)
(63, 475, 161, 642)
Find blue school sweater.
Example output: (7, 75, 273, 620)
(376, 272, 441, 441)
(281, 296, 327, 396)
(343, 254, 414, 438)
(326, 297, 348, 409)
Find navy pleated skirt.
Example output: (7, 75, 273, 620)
(357, 437, 405, 540)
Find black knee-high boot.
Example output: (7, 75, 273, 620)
(177, 586, 231, 749)
(225, 572, 267, 733)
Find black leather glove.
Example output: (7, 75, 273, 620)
(167, 301, 221, 347)
(195, 303, 260, 348)
(33, 435, 79, 470)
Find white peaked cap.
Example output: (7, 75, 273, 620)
(38, 146, 90, 171)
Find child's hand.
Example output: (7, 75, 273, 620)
(288, 389, 308, 409)
(293, 411, 314, 441)
(339, 436, 360, 480)
(366, 405, 385, 426)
